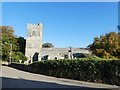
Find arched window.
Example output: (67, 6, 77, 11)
(32, 31, 36, 36)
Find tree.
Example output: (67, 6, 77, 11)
(1, 26, 18, 61)
(17, 37, 26, 54)
(1, 26, 27, 62)
(42, 43, 54, 48)
(12, 52, 27, 63)
(89, 32, 120, 59)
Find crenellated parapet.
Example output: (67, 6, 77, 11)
(27, 23, 42, 38)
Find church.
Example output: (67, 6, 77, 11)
(25, 23, 91, 63)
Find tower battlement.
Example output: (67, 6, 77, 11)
(27, 23, 42, 37)
(27, 23, 42, 26)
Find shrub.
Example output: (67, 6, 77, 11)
(10, 59, 120, 86)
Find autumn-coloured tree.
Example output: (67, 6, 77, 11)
(89, 32, 120, 59)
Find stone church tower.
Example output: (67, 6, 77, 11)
(25, 23, 42, 63)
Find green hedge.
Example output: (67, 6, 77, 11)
(10, 59, 120, 86)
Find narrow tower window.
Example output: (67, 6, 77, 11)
(32, 31, 36, 36)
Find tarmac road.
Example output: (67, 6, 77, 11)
(1, 66, 120, 89)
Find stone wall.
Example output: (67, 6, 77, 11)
(25, 23, 42, 62)
(39, 48, 91, 60)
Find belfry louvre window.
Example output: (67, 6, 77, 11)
(32, 31, 36, 36)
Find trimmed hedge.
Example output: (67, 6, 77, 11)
(10, 59, 120, 86)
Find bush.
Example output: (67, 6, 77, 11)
(10, 59, 120, 86)
(12, 52, 27, 63)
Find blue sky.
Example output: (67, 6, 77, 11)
(2, 2, 118, 48)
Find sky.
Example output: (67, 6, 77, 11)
(2, 2, 118, 48)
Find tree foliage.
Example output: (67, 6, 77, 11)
(42, 43, 54, 48)
(89, 32, 120, 59)
(10, 59, 120, 86)
(17, 37, 26, 54)
(1, 26, 27, 62)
